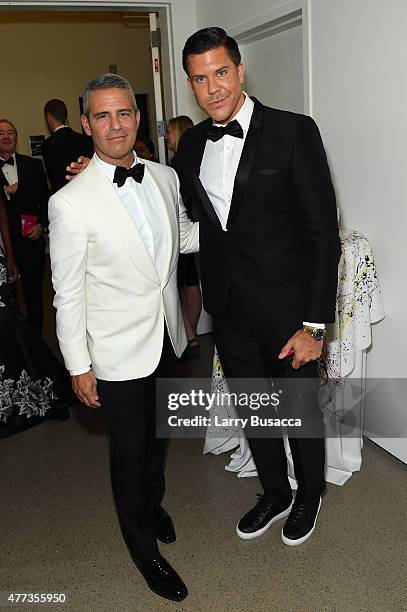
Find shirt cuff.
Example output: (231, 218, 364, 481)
(70, 366, 91, 376)
(303, 322, 326, 329)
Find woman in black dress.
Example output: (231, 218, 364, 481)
(0, 190, 73, 437)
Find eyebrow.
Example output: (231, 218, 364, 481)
(93, 108, 134, 118)
(192, 65, 229, 78)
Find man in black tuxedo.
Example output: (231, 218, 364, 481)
(43, 99, 94, 193)
(174, 28, 341, 546)
(0, 119, 49, 331)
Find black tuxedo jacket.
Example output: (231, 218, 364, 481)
(174, 98, 341, 323)
(1, 153, 50, 243)
(42, 127, 94, 193)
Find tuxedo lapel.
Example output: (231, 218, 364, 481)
(86, 160, 160, 285)
(190, 122, 222, 229)
(143, 161, 174, 285)
(226, 99, 264, 229)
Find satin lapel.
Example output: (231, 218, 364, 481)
(190, 124, 222, 229)
(226, 100, 264, 230)
(87, 159, 159, 285)
(143, 161, 174, 285)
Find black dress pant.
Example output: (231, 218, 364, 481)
(13, 236, 45, 332)
(97, 328, 176, 561)
(213, 295, 325, 503)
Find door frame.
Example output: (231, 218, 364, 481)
(229, 0, 311, 115)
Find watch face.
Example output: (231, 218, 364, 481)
(314, 330, 324, 341)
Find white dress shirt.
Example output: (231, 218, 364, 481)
(71, 152, 169, 375)
(200, 92, 253, 232)
(1, 153, 18, 201)
(199, 93, 324, 331)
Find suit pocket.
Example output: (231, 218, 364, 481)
(258, 168, 285, 176)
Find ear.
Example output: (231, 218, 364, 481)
(135, 108, 141, 130)
(81, 114, 91, 137)
(237, 62, 244, 85)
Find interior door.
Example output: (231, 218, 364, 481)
(241, 23, 304, 113)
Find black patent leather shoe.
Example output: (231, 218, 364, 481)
(135, 554, 188, 602)
(152, 506, 176, 544)
(282, 496, 322, 546)
(236, 493, 293, 540)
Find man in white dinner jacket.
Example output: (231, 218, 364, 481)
(48, 73, 198, 603)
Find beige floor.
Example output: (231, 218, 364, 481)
(2, 270, 407, 612)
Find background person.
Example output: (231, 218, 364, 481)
(0, 188, 72, 436)
(167, 115, 202, 357)
(0, 119, 49, 332)
(43, 98, 94, 193)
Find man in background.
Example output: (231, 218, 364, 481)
(43, 99, 93, 193)
(0, 119, 49, 331)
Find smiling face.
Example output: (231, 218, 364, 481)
(81, 87, 139, 166)
(186, 46, 245, 124)
(0, 121, 17, 158)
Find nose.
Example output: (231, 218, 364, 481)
(207, 75, 220, 95)
(110, 113, 122, 131)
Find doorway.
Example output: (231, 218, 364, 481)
(0, 4, 175, 162)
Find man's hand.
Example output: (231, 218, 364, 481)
(5, 256, 18, 282)
(4, 182, 18, 194)
(26, 223, 43, 240)
(279, 329, 323, 370)
(65, 156, 91, 181)
(71, 371, 101, 408)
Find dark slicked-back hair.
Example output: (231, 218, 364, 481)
(44, 99, 68, 123)
(182, 27, 241, 75)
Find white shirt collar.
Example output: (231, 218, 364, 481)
(54, 124, 69, 133)
(94, 151, 142, 181)
(213, 92, 254, 133)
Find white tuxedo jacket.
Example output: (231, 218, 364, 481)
(48, 156, 199, 381)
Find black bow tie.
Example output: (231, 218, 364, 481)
(0, 157, 14, 168)
(113, 163, 145, 188)
(205, 119, 243, 142)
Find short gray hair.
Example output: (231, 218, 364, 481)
(82, 73, 137, 119)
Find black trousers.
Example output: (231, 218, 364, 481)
(213, 295, 325, 503)
(97, 328, 176, 561)
(12, 236, 45, 332)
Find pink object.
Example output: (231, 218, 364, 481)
(21, 214, 38, 237)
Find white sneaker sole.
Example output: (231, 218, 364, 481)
(236, 501, 293, 540)
(281, 498, 322, 546)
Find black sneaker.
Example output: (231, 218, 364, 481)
(282, 496, 322, 546)
(236, 493, 293, 540)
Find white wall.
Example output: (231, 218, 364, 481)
(243, 25, 304, 113)
(196, 0, 285, 30)
(311, 0, 407, 378)
(310, 0, 407, 461)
